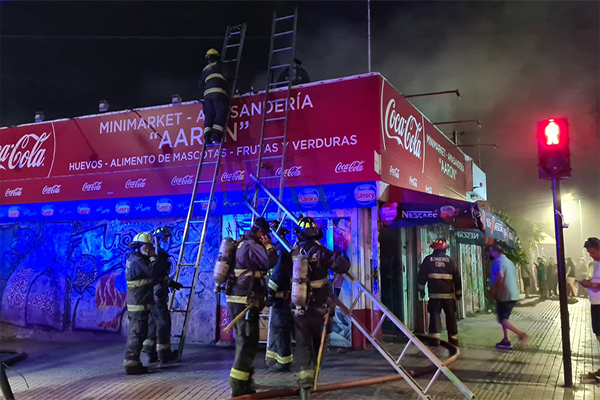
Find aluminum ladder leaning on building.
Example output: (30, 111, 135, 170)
(167, 23, 247, 360)
(244, 173, 475, 400)
(247, 8, 298, 346)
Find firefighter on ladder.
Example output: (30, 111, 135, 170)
(265, 220, 294, 372)
(123, 231, 161, 375)
(198, 48, 231, 145)
(417, 238, 462, 347)
(291, 217, 351, 400)
(227, 217, 279, 396)
(142, 226, 183, 364)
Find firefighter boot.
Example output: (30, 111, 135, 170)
(124, 364, 149, 375)
(299, 388, 311, 400)
(204, 129, 214, 145)
(211, 130, 223, 144)
(159, 349, 179, 364)
(142, 343, 158, 363)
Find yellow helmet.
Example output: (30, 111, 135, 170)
(205, 48, 220, 58)
(128, 232, 154, 247)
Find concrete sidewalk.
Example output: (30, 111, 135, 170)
(1, 296, 598, 400)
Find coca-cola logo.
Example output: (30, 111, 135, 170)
(116, 201, 131, 214)
(5, 187, 23, 197)
(384, 98, 423, 159)
(156, 198, 173, 213)
(354, 184, 376, 205)
(276, 166, 302, 177)
(0, 132, 51, 171)
(41, 205, 54, 217)
(389, 166, 400, 179)
(221, 170, 245, 183)
(42, 185, 61, 195)
(335, 161, 365, 174)
(298, 188, 319, 208)
(171, 175, 194, 186)
(8, 207, 20, 218)
(125, 178, 146, 189)
(77, 205, 91, 215)
(82, 181, 102, 192)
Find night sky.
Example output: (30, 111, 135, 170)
(1, 1, 599, 252)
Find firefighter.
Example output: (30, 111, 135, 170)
(142, 226, 183, 364)
(227, 217, 279, 396)
(291, 217, 351, 400)
(265, 221, 294, 372)
(123, 231, 161, 375)
(198, 48, 231, 145)
(417, 238, 462, 347)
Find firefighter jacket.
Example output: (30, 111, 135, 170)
(267, 241, 293, 299)
(198, 61, 230, 99)
(226, 231, 279, 305)
(153, 249, 172, 303)
(417, 250, 462, 300)
(125, 251, 161, 311)
(291, 239, 351, 307)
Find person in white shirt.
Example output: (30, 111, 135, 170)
(579, 237, 600, 379)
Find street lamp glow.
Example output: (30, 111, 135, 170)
(562, 193, 573, 201)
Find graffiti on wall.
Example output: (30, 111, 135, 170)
(0, 216, 220, 343)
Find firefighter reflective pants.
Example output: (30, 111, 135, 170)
(203, 94, 229, 141)
(124, 309, 149, 367)
(227, 302, 260, 396)
(293, 305, 332, 390)
(143, 301, 172, 358)
(427, 298, 458, 340)
(266, 304, 293, 367)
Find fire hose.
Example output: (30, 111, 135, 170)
(228, 337, 460, 400)
(0, 347, 28, 400)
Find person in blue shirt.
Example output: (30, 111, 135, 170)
(489, 244, 529, 350)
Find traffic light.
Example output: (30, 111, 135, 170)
(537, 118, 571, 180)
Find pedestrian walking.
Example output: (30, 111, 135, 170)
(566, 257, 577, 298)
(535, 257, 548, 300)
(521, 263, 534, 299)
(489, 244, 529, 350)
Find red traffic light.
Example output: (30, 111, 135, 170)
(537, 118, 570, 180)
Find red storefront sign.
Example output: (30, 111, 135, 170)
(379, 79, 468, 200)
(0, 73, 470, 206)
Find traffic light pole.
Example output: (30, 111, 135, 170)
(551, 178, 573, 388)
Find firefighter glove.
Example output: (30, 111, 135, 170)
(170, 280, 184, 290)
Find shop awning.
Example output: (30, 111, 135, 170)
(380, 186, 518, 249)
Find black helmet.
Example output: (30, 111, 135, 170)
(296, 216, 322, 239)
(270, 220, 290, 236)
(252, 217, 271, 234)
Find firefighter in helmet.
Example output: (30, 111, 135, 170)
(227, 217, 279, 396)
(142, 226, 183, 364)
(291, 216, 350, 400)
(265, 220, 294, 372)
(198, 48, 231, 145)
(123, 231, 161, 375)
(417, 238, 462, 347)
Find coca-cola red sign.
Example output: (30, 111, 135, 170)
(335, 161, 365, 174)
(5, 187, 23, 197)
(125, 178, 146, 189)
(276, 166, 302, 177)
(82, 181, 102, 192)
(171, 175, 194, 186)
(221, 170, 245, 183)
(42, 185, 61, 195)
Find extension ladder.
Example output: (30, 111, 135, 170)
(244, 174, 475, 400)
(168, 23, 247, 360)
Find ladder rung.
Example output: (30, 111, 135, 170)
(274, 30, 293, 37)
(171, 334, 182, 338)
(266, 117, 286, 122)
(184, 241, 200, 245)
(204, 142, 221, 147)
(261, 176, 281, 180)
(264, 135, 285, 141)
(226, 43, 240, 48)
(188, 220, 205, 224)
(197, 180, 213, 184)
(271, 64, 290, 70)
(222, 59, 236, 63)
(180, 286, 193, 290)
(261, 155, 283, 160)
(269, 81, 289, 87)
(276, 15, 295, 21)
(202, 161, 217, 165)
(170, 309, 188, 313)
(230, 31, 240, 36)
(273, 46, 292, 53)
(178, 263, 196, 267)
